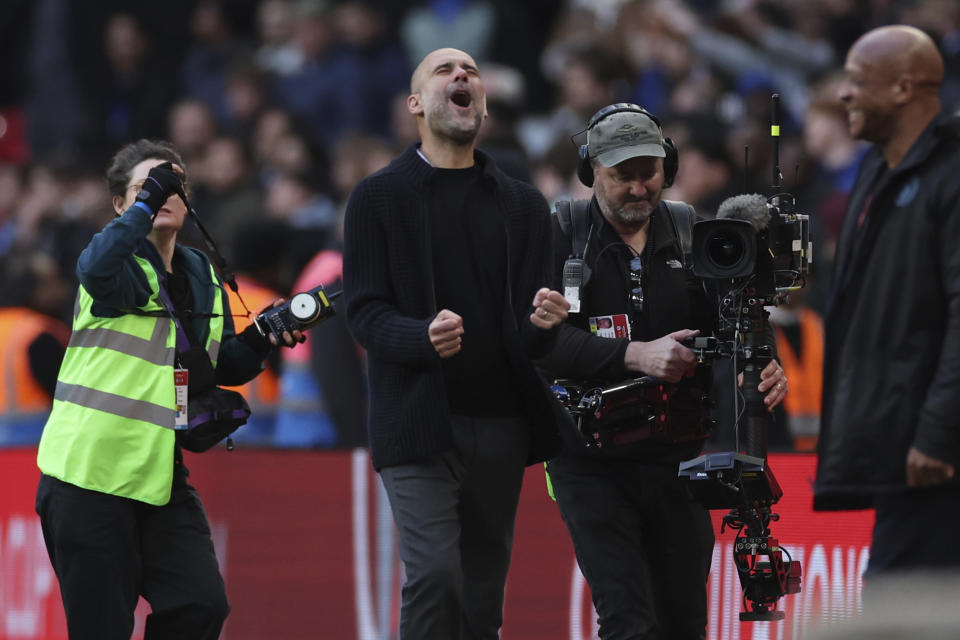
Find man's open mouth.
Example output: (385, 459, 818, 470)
(450, 90, 472, 108)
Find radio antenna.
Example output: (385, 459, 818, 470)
(771, 93, 782, 192)
(743, 146, 749, 194)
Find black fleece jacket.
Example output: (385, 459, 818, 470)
(815, 112, 960, 509)
(342, 144, 565, 470)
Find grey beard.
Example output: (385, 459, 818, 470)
(428, 106, 482, 143)
(440, 123, 479, 143)
(612, 206, 652, 227)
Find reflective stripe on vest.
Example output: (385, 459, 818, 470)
(68, 317, 174, 366)
(37, 255, 225, 506)
(205, 262, 225, 365)
(53, 381, 177, 427)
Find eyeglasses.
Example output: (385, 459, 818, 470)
(125, 178, 189, 196)
(629, 256, 644, 313)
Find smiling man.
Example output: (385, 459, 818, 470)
(815, 25, 960, 592)
(342, 48, 570, 639)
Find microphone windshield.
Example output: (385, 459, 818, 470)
(716, 193, 770, 231)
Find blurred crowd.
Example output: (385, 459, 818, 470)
(1, 0, 959, 450)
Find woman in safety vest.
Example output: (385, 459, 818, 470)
(35, 139, 302, 640)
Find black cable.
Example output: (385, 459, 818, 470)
(177, 189, 253, 319)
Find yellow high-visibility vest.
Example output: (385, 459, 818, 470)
(37, 255, 224, 506)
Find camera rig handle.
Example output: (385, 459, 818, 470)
(551, 377, 712, 449)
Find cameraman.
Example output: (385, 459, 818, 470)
(35, 139, 301, 640)
(539, 104, 787, 639)
(815, 26, 960, 583)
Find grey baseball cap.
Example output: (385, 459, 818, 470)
(587, 110, 665, 167)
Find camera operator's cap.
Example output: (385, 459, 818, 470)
(588, 110, 665, 167)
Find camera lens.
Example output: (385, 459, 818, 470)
(692, 218, 756, 280)
(708, 232, 745, 268)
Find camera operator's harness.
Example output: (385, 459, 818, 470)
(551, 199, 712, 449)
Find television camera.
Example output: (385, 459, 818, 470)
(678, 94, 808, 621)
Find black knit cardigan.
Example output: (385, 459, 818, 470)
(342, 144, 565, 470)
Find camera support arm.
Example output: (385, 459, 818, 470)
(680, 91, 807, 624)
(738, 290, 774, 458)
(680, 285, 802, 621)
(730, 292, 803, 620)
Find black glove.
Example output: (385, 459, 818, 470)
(240, 321, 273, 353)
(136, 162, 183, 218)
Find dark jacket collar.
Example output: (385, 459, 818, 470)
(829, 110, 960, 313)
(864, 110, 960, 181)
(136, 238, 207, 282)
(392, 143, 503, 189)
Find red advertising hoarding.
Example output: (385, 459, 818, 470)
(0, 449, 872, 639)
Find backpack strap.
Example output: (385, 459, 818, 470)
(661, 199, 695, 269)
(555, 199, 572, 235)
(554, 199, 592, 259)
(554, 199, 594, 313)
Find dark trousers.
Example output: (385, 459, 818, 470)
(547, 455, 714, 640)
(379, 414, 530, 640)
(866, 486, 960, 582)
(35, 474, 229, 640)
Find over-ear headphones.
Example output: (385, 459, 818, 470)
(576, 103, 678, 189)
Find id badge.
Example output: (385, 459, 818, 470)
(174, 368, 189, 430)
(589, 314, 631, 340)
(563, 286, 581, 314)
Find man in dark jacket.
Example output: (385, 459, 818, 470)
(342, 47, 570, 639)
(538, 104, 787, 639)
(814, 25, 960, 580)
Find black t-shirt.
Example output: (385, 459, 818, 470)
(166, 270, 191, 323)
(166, 268, 194, 483)
(428, 165, 521, 416)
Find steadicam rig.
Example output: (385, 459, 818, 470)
(678, 93, 806, 621)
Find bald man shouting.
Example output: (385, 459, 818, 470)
(342, 48, 569, 639)
(814, 25, 960, 584)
